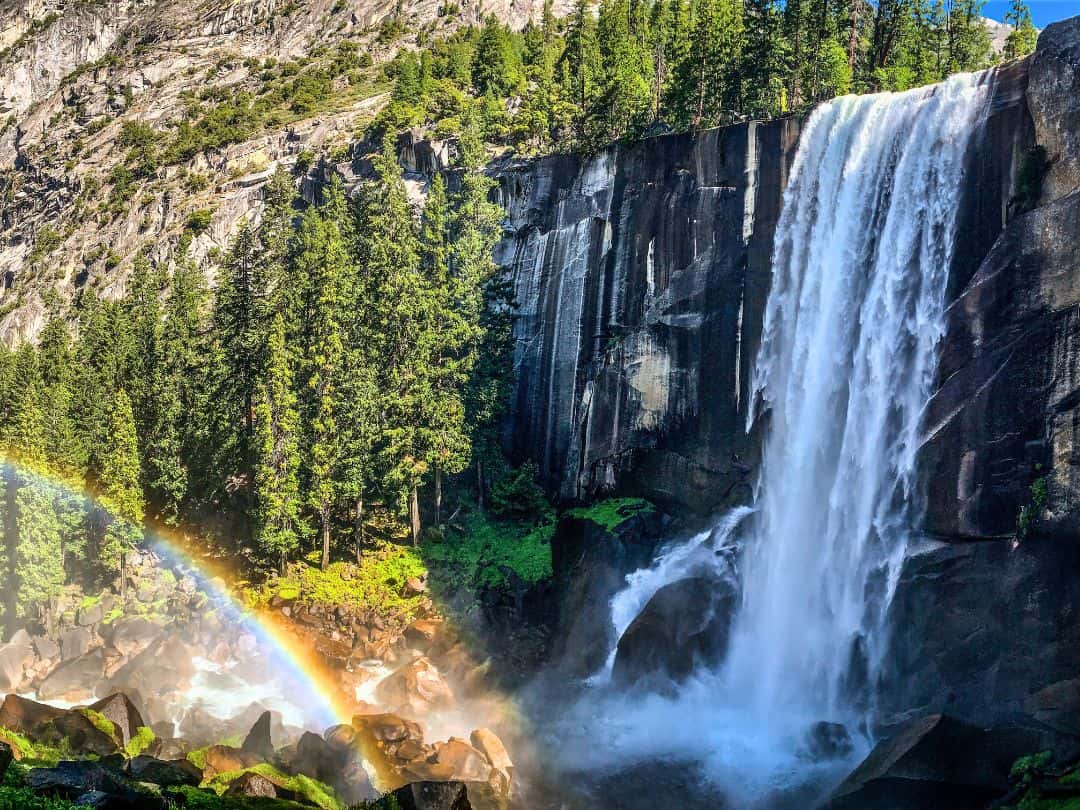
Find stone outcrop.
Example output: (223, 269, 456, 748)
(496, 119, 800, 512)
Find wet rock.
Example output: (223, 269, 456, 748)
(0, 638, 34, 692)
(404, 619, 444, 653)
(78, 601, 105, 627)
(32, 635, 60, 663)
(0, 741, 11, 779)
(470, 728, 512, 797)
(241, 710, 274, 761)
(0, 694, 66, 734)
(152, 739, 191, 761)
(107, 618, 164, 660)
(103, 637, 195, 699)
(38, 649, 105, 701)
(378, 781, 473, 810)
(612, 575, 737, 689)
(802, 722, 854, 761)
(201, 745, 261, 778)
(224, 771, 277, 798)
(828, 714, 1038, 809)
(88, 694, 146, 747)
(61, 627, 95, 661)
(376, 656, 455, 715)
(27, 760, 162, 808)
(127, 756, 201, 787)
(409, 738, 491, 785)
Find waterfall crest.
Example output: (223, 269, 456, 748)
(554, 72, 993, 803)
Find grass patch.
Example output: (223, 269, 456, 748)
(0, 786, 80, 809)
(422, 508, 554, 590)
(186, 736, 244, 771)
(166, 784, 317, 808)
(566, 497, 655, 532)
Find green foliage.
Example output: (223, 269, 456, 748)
(187, 209, 214, 235)
(489, 462, 550, 518)
(1017, 476, 1050, 540)
(0, 787, 81, 810)
(1013, 751, 1055, 783)
(567, 497, 655, 532)
(1014, 145, 1049, 213)
(245, 543, 428, 620)
(202, 763, 340, 809)
(422, 507, 554, 589)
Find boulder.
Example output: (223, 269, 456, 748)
(378, 781, 473, 810)
(0, 694, 65, 734)
(828, 714, 1038, 809)
(32, 635, 60, 662)
(89, 694, 146, 746)
(49, 711, 121, 757)
(39, 649, 105, 701)
(612, 575, 737, 689)
(201, 745, 261, 778)
(404, 619, 444, 653)
(224, 771, 277, 799)
(107, 618, 164, 660)
(240, 710, 274, 761)
(417, 739, 491, 784)
(78, 601, 105, 627)
(376, 656, 455, 715)
(27, 760, 163, 808)
(103, 637, 195, 699)
(470, 728, 512, 797)
(0, 637, 34, 692)
(802, 722, 855, 761)
(60, 627, 95, 661)
(127, 756, 202, 787)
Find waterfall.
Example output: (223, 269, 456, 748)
(725, 70, 990, 733)
(554, 72, 992, 803)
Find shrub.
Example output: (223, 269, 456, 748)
(489, 461, 550, 518)
(186, 209, 213, 234)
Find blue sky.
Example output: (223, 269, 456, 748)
(983, 0, 1080, 28)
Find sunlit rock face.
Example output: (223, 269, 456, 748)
(495, 120, 800, 512)
(922, 22, 1080, 540)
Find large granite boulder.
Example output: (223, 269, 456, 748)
(828, 715, 1038, 809)
(126, 756, 201, 787)
(89, 694, 146, 747)
(612, 574, 737, 689)
(106, 618, 164, 660)
(0, 694, 65, 734)
(549, 508, 667, 677)
(0, 636, 34, 692)
(240, 710, 274, 761)
(375, 657, 455, 715)
(27, 760, 163, 809)
(1029, 16, 1080, 202)
(38, 649, 105, 701)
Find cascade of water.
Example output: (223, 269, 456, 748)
(724, 70, 990, 734)
(556, 71, 993, 802)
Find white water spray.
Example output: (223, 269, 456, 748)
(557, 72, 992, 801)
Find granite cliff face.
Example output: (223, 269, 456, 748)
(495, 120, 800, 512)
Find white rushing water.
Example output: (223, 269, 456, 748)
(558, 72, 992, 803)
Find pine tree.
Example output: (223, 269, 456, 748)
(296, 202, 352, 569)
(253, 314, 304, 570)
(668, 0, 745, 127)
(98, 389, 144, 588)
(1004, 0, 1037, 60)
(594, 0, 653, 142)
(560, 0, 604, 144)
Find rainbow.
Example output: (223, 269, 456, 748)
(0, 456, 355, 733)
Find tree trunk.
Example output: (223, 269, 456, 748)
(320, 513, 331, 570)
(434, 467, 442, 527)
(848, 0, 861, 70)
(354, 494, 364, 563)
(410, 486, 421, 546)
(120, 550, 127, 604)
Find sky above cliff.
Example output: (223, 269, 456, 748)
(984, 0, 1080, 27)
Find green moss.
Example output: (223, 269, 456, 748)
(78, 709, 119, 746)
(165, 785, 317, 808)
(421, 509, 554, 590)
(566, 497, 655, 532)
(203, 764, 340, 809)
(124, 726, 156, 759)
(187, 736, 245, 771)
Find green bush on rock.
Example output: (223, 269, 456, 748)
(566, 497, 656, 532)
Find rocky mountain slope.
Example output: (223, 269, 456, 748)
(0, 0, 568, 342)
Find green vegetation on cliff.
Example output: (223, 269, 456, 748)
(567, 497, 656, 532)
